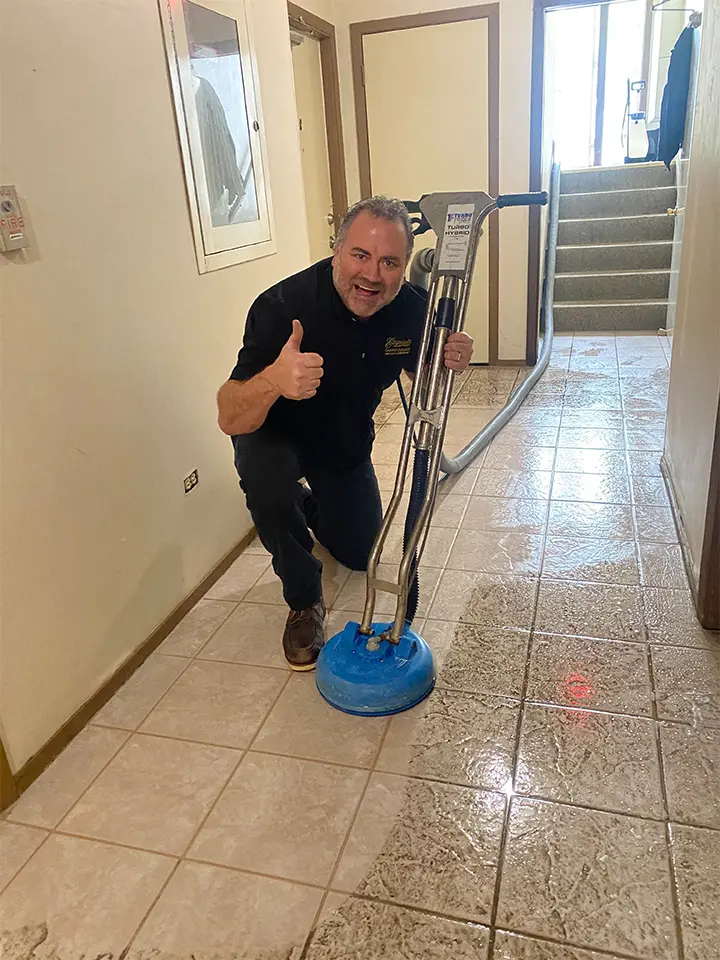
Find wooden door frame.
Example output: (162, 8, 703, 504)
(698, 390, 720, 628)
(288, 3, 348, 228)
(350, 5, 502, 364)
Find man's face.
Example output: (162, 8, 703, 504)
(332, 211, 409, 318)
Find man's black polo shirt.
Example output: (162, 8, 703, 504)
(229, 258, 427, 470)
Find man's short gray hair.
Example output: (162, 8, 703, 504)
(336, 196, 415, 262)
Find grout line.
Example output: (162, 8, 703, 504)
(0, 827, 53, 898)
(486, 542, 543, 958)
(492, 922, 664, 960)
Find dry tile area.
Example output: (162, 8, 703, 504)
(2, 334, 719, 960)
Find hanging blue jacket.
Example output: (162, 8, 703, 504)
(658, 25, 695, 168)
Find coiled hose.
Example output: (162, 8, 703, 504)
(403, 447, 430, 624)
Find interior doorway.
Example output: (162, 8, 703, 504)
(351, 6, 499, 363)
(288, 4, 347, 262)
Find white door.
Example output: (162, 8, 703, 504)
(291, 32, 335, 262)
(362, 20, 491, 360)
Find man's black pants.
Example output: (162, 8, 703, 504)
(233, 428, 383, 611)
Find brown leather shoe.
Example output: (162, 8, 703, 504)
(283, 601, 326, 671)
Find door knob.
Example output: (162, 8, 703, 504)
(667, 207, 685, 217)
(326, 213, 335, 225)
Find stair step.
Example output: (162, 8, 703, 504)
(556, 241, 673, 273)
(554, 300, 669, 333)
(558, 214, 675, 245)
(555, 270, 671, 303)
(561, 163, 674, 194)
(560, 186, 676, 219)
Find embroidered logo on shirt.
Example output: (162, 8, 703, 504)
(384, 337, 412, 356)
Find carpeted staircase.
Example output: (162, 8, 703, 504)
(554, 163, 676, 333)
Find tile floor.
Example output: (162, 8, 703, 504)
(2, 333, 719, 960)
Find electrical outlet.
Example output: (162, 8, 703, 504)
(183, 469, 199, 494)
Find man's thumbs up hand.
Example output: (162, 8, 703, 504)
(266, 320, 324, 400)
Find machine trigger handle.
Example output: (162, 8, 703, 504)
(496, 192, 548, 208)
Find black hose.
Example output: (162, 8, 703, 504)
(403, 447, 430, 624)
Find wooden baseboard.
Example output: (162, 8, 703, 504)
(1, 530, 256, 812)
(661, 456, 700, 601)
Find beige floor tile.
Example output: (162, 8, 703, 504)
(92, 654, 189, 730)
(376, 687, 519, 790)
(189, 753, 366, 885)
(644, 587, 719, 647)
(334, 565, 441, 619)
(670, 825, 720, 960)
(634, 505, 679, 543)
(382, 524, 457, 567)
(632, 475, 670, 507)
(547, 501, 635, 540)
(129, 861, 322, 960)
(243, 536, 270, 556)
(516, 704, 664, 817)
(628, 450, 663, 478)
(561, 392, 623, 413)
(511, 408, 563, 428)
(203, 554, 271, 602)
(140, 661, 286, 748)
(253, 674, 388, 768)
(429, 570, 538, 629)
(448, 530, 544, 576)
(475, 469, 553, 500)
(484, 444, 556, 472)
(553, 447, 628, 476)
(430, 493, 470, 527)
(156, 599, 236, 658)
(558, 428, 625, 450)
(561, 409, 624, 428)
(528, 634, 653, 716)
(492, 426, 560, 447)
(542, 537, 639, 585)
(306, 895, 490, 959)
(5, 726, 128, 828)
(494, 931, 626, 959)
(425, 620, 529, 698)
(497, 799, 677, 959)
(0, 834, 174, 958)
(333, 773, 504, 922)
(372, 440, 404, 464)
(325, 608, 364, 639)
(245, 554, 350, 607)
(551, 472, 632, 505)
(0, 823, 47, 892)
(441, 465, 482, 494)
(651, 646, 720, 727)
(536, 581, 644, 641)
(639, 542, 688, 588)
(198, 602, 289, 668)
(59, 734, 240, 855)
(465, 496, 549, 534)
(625, 427, 667, 451)
(660, 724, 720, 829)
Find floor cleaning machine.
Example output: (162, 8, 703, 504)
(316, 189, 548, 717)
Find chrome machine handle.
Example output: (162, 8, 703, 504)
(361, 190, 547, 643)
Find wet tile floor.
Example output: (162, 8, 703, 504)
(2, 333, 719, 960)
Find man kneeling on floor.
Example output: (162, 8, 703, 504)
(217, 196, 473, 671)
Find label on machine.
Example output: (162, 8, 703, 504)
(437, 203, 475, 272)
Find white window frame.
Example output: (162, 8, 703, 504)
(159, 0, 276, 272)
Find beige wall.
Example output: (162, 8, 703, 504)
(664, 0, 720, 585)
(0, 0, 310, 769)
(334, 0, 533, 361)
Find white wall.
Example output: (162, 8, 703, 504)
(665, 0, 720, 586)
(0, 0, 310, 769)
(334, 0, 534, 360)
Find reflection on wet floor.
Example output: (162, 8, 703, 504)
(1, 334, 719, 960)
